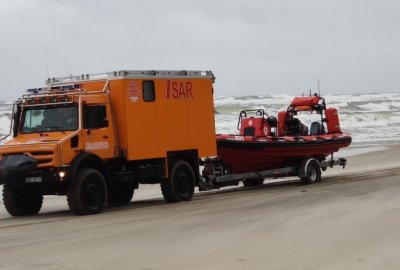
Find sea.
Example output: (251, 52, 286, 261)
(1, 93, 399, 147)
(215, 93, 400, 147)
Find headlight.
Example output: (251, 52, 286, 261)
(59, 171, 66, 179)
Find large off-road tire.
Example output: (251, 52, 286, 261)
(243, 178, 264, 187)
(67, 168, 107, 215)
(300, 159, 321, 185)
(3, 184, 43, 216)
(107, 184, 135, 205)
(161, 160, 195, 203)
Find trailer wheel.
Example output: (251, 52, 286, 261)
(300, 159, 321, 185)
(3, 184, 43, 216)
(108, 184, 135, 205)
(243, 178, 264, 187)
(67, 168, 107, 215)
(161, 160, 195, 202)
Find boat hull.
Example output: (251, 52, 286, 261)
(216, 134, 352, 173)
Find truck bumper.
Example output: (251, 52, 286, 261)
(0, 170, 58, 185)
(0, 154, 38, 185)
(0, 154, 62, 188)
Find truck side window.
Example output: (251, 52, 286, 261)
(143, 80, 155, 102)
(83, 105, 108, 129)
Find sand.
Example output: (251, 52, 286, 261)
(0, 144, 400, 269)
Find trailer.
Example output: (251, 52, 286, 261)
(199, 155, 347, 191)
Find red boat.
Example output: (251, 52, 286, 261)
(216, 95, 352, 174)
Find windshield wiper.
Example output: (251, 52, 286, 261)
(47, 127, 66, 134)
(29, 127, 47, 136)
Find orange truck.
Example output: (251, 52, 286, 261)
(0, 70, 216, 216)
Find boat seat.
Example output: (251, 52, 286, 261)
(310, 122, 322, 135)
(286, 118, 308, 136)
(286, 118, 300, 135)
(267, 116, 278, 128)
(302, 126, 309, 136)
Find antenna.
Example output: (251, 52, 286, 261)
(46, 60, 49, 78)
(64, 55, 68, 75)
(292, 72, 296, 95)
(317, 78, 321, 96)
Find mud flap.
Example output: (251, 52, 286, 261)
(0, 154, 37, 185)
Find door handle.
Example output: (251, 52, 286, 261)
(103, 135, 108, 139)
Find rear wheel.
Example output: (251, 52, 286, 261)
(3, 184, 43, 216)
(161, 160, 195, 202)
(67, 168, 107, 215)
(243, 178, 264, 187)
(300, 159, 321, 185)
(108, 184, 135, 205)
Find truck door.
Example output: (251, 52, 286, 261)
(82, 103, 117, 159)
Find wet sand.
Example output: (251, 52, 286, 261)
(1, 145, 400, 269)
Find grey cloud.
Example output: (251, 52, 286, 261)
(0, 0, 399, 100)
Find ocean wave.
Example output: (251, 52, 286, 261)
(0, 93, 399, 144)
(214, 93, 400, 144)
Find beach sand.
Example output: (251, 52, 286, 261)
(0, 144, 399, 269)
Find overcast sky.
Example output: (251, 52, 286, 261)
(0, 0, 399, 100)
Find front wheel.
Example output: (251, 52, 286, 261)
(161, 160, 195, 202)
(300, 159, 321, 185)
(67, 168, 107, 215)
(3, 184, 43, 216)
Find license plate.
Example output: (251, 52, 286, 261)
(25, 177, 42, 183)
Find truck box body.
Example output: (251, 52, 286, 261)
(77, 71, 217, 161)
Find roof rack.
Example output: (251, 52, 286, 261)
(46, 70, 215, 85)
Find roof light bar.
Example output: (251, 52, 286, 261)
(62, 85, 74, 90)
(27, 88, 43, 93)
(38, 98, 47, 104)
(26, 84, 81, 93)
(49, 97, 57, 103)
(27, 98, 36, 105)
(60, 95, 69, 102)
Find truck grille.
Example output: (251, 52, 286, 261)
(30, 151, 54, 166)
(3, 151, 55, 168)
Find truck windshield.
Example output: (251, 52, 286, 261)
(21, 105, 78, 133)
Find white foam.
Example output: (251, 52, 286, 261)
(0, 93, 399, 145)
(0, 116, 11, 135)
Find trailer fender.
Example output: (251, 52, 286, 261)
(298, 158, 319, 179)
(299, 158, 321, 184)
(65, 152, 108, 184)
